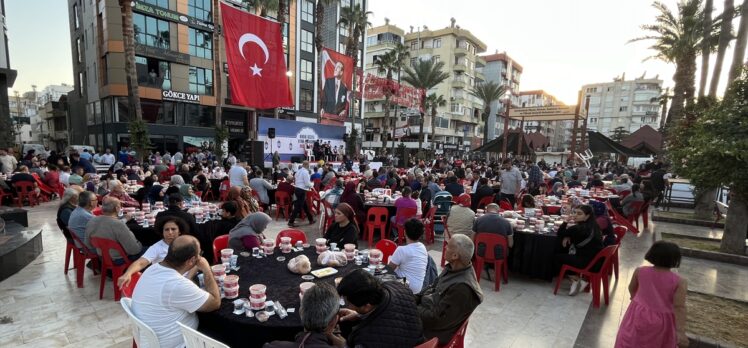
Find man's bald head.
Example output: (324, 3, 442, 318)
(485, 203, 500, 213)
(164, 235, 200, 267)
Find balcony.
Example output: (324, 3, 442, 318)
(475, 56, 486, 67)
(475, 71, 485, 82)
(454, 47, 468, 56)
(451, 77, 467, 89)
(454, 63, 467, 72)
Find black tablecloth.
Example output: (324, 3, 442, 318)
(508, 230, 558, 281)
(198, 247, 369, 347)
(125, 221, 161, 247)
(127, 219, 223, 256)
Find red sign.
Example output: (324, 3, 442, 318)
(363, 73, 424, 112)
(221, 3, 293, 108)
(320, 48, 354, 123)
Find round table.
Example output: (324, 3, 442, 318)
(509, 230, 559, 281)
(197, 247, 394, 347)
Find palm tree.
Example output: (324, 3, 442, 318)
(424, 93, 446, 150)
(709, 0, 734, 97)
(630, 0, 719, 131)
(339, 3, 371, 68)
(402, 59, 450, 150)
(728, 0, 748, 85)
(469, 81, 507, 145)
(118, 1, 142, 121)
(373, 48, 408, 156)
(652, 87, 673, 130)
(699, 0, 713, 97)
(314, 0, 339, 53)
(254, 0, 279, 17)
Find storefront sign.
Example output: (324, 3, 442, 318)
(132, 1, 215, 32)
(223, 119, 247, 135)
(135, 43, 190, 64)
(443, 144, 459, 150)
(161, 90, 201, 104)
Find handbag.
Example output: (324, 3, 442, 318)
(569, 229, 595, 255)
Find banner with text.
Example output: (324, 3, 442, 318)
(363, 73, 425, 112)
(257, 118, 346, 161)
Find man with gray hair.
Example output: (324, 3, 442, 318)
(416, 234, 483, 345)
(68, 191, 98, 248)
(228, 156, 249, 188)
(84, 197, 143, 263)
(264, 283, 343, 347)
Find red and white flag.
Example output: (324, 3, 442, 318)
(221, 3, 292, 108)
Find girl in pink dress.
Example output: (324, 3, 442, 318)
(615, 241, 688, 348)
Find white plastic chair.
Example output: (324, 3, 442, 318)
(120, 297, 161, 348)
(177, 321, 229, 348)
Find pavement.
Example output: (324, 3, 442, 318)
(1, 201, 745, 347)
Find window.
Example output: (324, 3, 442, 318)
(78, 72, 85, 95)
(73, 4, 80, 29)
(189, 67, 213, 95)
(76, 38, 82, 63)
(339, 25, 349, 37)
(433, 38, 441, 48)
(142, 100, 175, 124)
(135, 56, 171, 90)
(619, 106, 628, 112)
(433, 55, 440, 63)
(301, 0, 314, 23)
(182, 104, 214, 127)
(410, 41, 418, 50)
(410, 58, 417, 67)
(143, 0, 168, 8)
(301, 30, 313, 53)
(189, 28, 213, 59)
(133, 13, 171, 49)
(188, 0, 212, 21)
(621, 84, 630, 91)
(300, 59, 313, 81)
(300, 88, 313, 111)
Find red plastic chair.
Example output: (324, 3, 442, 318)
(476, 196, 493, 210)
(473, 233, 509, 291)
(92, 206, 103, 216)
(58, 224, 76, 276)
(274, 191, 292, 220)
(364, 207, 389, 247)
(307, 189, 322, 216)
(611, 226, 628, 280)
(440, 216, 451, 267)
(641, 200, 650, 229)
(212, 235, 229, 264)
(121, 271, 141, 298)
(375, 239, 397, 264)
(218, 179, 230, 201)
(320, 200, 335, 233)
(414, 338, 438, 348)
(606, 200, 638, 234)
(276, 229, 308, 246)
(30, 173, 54, 202)
(618, 190, 631, 199)
(626, 201, 646, 229)
(553, 245, 619, 308)
(13, 181, 38, 207)
(202, 186, 215, 201)
(69, 230, 100, 288)
(392, 207, 418, 245)
(443, 319, 469, 348)
(90, 237, 134, 301)
(422, 206, 437, 245)
(498, 199, 513, 211)
(0, 189, 11, 206)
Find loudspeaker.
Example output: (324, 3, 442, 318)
(268, 128, 276, 139)
(240, 140, 264, 167)
(290, 155, 303, 163)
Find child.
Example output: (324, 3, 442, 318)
(615, 241, 688, 348)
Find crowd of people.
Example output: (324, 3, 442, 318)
(2, 142, 691, 347)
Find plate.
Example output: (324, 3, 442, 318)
(311, 267, 339, 278)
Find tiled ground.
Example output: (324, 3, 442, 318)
(1, 202, 745, 348)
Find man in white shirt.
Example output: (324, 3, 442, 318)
(228, 157, 248, 188)
(0, 148, 18, 175)
(499, 159, 522, 208)
(101, 148, 115, 166)
(131, 235, 220, 348)
(288, 161, 314, 227)
(388, 219, 428, 294)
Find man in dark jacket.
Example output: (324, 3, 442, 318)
(443, 176, 464, 197)
(471, 177, 495, 211)
(416, 234, 483, 345)
(336, 269, 423, 348)
(264, 283, 341, 348)
(156, 194, 199, 236)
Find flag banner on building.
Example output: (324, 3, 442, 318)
(221, 3, 292, 109)
(320, 48, 354, 123)
(257, 118, 345, 161)
(392, 125, 411, 139)
(363, 73, 425, 112)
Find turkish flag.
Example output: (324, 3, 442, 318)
(221, 3, 292, 109)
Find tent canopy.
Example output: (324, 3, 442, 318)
(587, 131, 649, 157)
(474, 131, 535, 155)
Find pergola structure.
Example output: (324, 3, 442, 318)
(505, 99, 588, 161)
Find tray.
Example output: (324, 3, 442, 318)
(311, 267, 339, 278)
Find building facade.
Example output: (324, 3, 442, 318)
(517, 90, 566, 151)
(580, 75, 663, 139)
(67, 0, 366, 155)
(479, 51, 522, 142)
(0, 0, 18, 147)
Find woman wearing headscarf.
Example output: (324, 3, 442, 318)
(590, 199, 616, 246)
(551, 181, 565, 198)
(227, 186, 250, 219)
(447, 193, 476, 239)
(228, 212, 272, 252)
(324, 203, 359, 247)
(339, 181, 365, 231)
(81, 173, 97, 193)
(179, 184, 201, 205)
(164, 174, 184, 200)
(240, 186, 261, 213)
(135, 176, 154, 204)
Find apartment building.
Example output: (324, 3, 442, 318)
(517, 90, 566, 151)
(478, 51, 523, 142)
(0, 0, 17, 146)
(393, 18, 487, 153)
(67, 0, 365, 153)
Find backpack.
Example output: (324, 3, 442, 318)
(421, 255, 438, 291)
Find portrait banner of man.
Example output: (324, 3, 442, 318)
(320, 48, 354, 124)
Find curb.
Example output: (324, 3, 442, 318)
(652, 212, 724, 228)
(655, 231, 748, 266)
(687, 333, 740, 348)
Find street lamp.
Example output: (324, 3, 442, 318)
(501, 91, 512, 160)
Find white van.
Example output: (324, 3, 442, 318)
(21, 144, 49, 158)
(63, 145, 96, 157)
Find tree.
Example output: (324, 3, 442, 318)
(709, 0, 735, 97)
(373, 45, 409, 156)
(401, 58, 450, 150)
(424, 93, 446, 151)
(699, 0, 714, 97)
(213, 125, 229, 160)
(119, 1, 143, 122)
(652, 87, 673, 130)
(669, 68, 748, 255)
(345, 128, 358, 157)
(254, 0, 278, 17)
(631, 0, 720, 131)
(339, 3, 371, 67)
(469, 81, 507, 145)
(611, 126, 630, 143)
(128, 119, 151, 163)
(728, 0, 748, 85)
(314, 0, 339, 53)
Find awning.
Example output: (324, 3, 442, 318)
(473, 131, 535, 155)
(587, 131, 649, 157)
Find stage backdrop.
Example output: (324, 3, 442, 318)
(257, 118, 346, 161)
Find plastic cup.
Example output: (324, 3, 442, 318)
(211, 264, 226, 277)
(224, 275, 239, 288)
(250, 284, 267, 298)
(315, 238, 327, 247)
(224, 286, 239, 299)
(299, 282, 315, 294)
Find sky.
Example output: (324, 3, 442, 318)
(5, 0, 739, 104)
